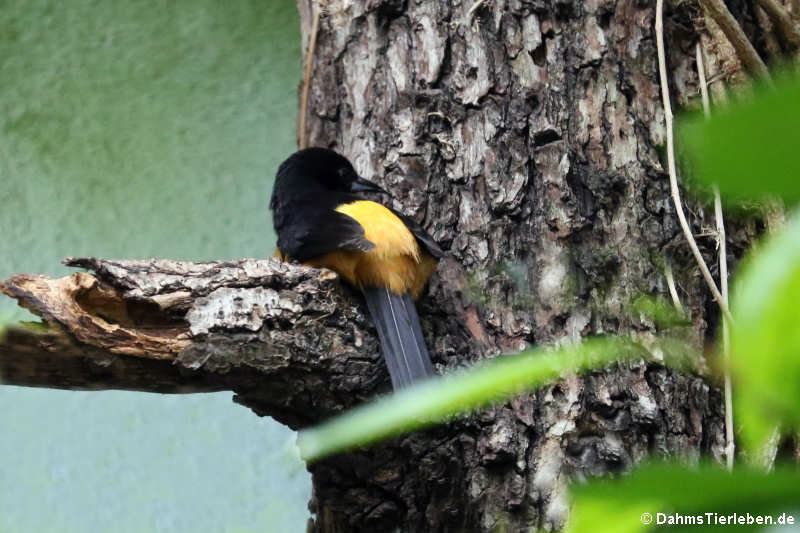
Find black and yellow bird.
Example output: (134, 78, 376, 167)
(270, 148, 442, 389)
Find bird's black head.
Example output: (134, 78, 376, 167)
(272, 148, 387, 202)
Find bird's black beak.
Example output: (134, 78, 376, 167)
(350, 176, 389, 195)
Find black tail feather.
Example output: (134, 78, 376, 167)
(363, 287, 435, 389)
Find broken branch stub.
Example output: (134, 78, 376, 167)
(0, 257, 389, 427)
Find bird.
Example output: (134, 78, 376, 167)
(270, 147, 442, 389)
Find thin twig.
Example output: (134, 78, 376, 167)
(715, 183, 735, 469)
(699, 0, 772, 79)
(664, 261, 684, 313)
(656, 0, 735, 326)
(756, 0, 800, 50)
(697, 43, 734, 471)
(467, 0, 487, 21)
(706, 69, 734, 86)
(756, 427, 782, 471)
(298, 5, 321, 150)
(755, 5, 784, 58)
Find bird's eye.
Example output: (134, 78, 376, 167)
(336, 166, 349, 178)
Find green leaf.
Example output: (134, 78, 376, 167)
(730, 214, 800, 452)
(567, 462, 800, 533)
(297, 338, 643, 461)
(678, 73, 800, 204)
(626, 295, 690, 330)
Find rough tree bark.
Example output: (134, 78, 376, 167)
(0, 258, 408, 425)
(0, 0, 778, 532)
(294, 0, 763, 531)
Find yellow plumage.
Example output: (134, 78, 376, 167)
(299, 200, 437, 297)
(335, 201, 419, 261)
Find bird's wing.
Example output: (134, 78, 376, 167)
(390, 209, 444, 259)
(275, 195, 375, 262)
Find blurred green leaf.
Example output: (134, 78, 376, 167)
(627, 295, 690, 330)
(678, 73, 800, 204)
(568, 462, 800, 533)
(730, 214, 800, 452)
(298, 338, 644, 461)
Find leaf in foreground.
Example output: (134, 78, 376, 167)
(678, 73, 800, 204)
(567, 462, 800, 533)
(730, 214, 800, 453)
(297, 338, 641, 461)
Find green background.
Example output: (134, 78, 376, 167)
(0, 1, 311, 531)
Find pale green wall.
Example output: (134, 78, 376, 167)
(0, 1, 311, 531)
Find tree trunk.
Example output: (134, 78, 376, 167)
(0, 0, 774, 531)
(295, 0, 761, 531)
